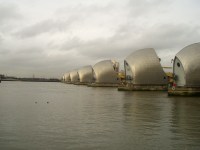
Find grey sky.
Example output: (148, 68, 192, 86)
(0, 0, 200, 78)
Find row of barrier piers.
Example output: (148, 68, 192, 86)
(62, 81, 200, 96)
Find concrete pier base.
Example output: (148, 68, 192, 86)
(74, 82, 89, 85)
(62, 81, 72, 84)
(118, 83, 167, 91)
(88, 83, 119, 87)
(168, 87, 200, 96)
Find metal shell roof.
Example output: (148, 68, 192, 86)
(64, 73, 71, 82)
(125, 48, 167, 85)
(174, 42, 200, 86)
(70, 71, 79, 83)
(93, 60, 119, 83)
(78, 66, 93, 83)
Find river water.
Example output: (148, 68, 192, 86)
(0, 81, 200, 150)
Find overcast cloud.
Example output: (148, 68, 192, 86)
(0, 0, 200, 78)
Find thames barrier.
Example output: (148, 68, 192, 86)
(62, 42, 200, 96)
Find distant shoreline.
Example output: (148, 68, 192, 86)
(1, 79, 61, 82)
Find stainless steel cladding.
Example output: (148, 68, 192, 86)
(78, 66, 93, 83)
(62, 75, 65, 81)
(70, 71, 79, 83)
(93, 60, 119, 83)
(173, 43, 200, 87)
(64, 73, 71, 82)
(125, 48, 167, 85)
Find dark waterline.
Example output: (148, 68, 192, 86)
(0, 81, 200, 150)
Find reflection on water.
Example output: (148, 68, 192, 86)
(169, 97, 200, 149)
(0, 81, 200, 150)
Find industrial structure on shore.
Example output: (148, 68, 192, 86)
(62, 42, 200, 96)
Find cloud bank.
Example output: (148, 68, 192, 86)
(0, 0, 200, 78)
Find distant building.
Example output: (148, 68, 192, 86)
(91, 60, 119, 86)
(173, 43, 200, 87)
(124, 48, 167, 85)
(78, 66, 93, 84)
(70, 70, 79, 83)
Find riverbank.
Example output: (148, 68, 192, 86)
(1, 78, 60, 82)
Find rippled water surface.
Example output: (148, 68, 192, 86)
(0, 81, 200, 150)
